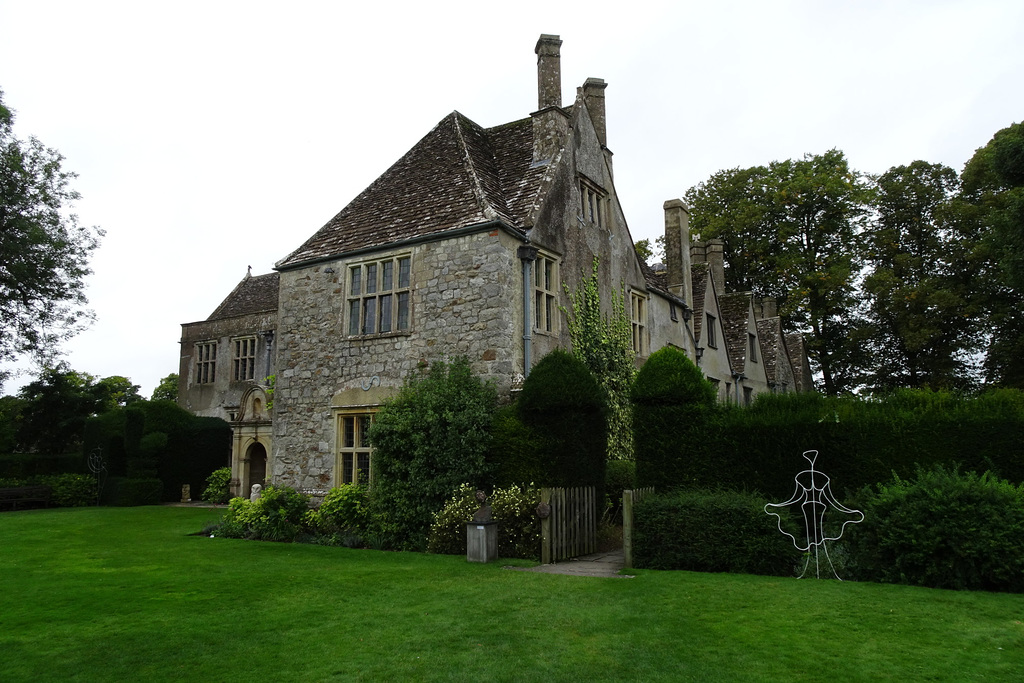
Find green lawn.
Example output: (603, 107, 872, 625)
(1, 506, 1022, 682)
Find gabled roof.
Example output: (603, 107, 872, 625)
(276, 112, 546, 270)
(208, 272, 280, 321)
(718, 291, 755, 373)
(786, 332, 814, 392)
(640, 261, 686, 306)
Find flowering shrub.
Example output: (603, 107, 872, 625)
(427, 483, 541, 560)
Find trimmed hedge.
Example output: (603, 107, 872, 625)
(635, 387, 1024, 499)
(0, 453, 87, 478)
(633, 489, 801, 576)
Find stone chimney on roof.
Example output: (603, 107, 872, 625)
(663, 199, 693, 309)
(536, 34, 562, 109)
(582, 77, 608, 148)
(532, 34, 570, 163)
(707, 239, 726, 293)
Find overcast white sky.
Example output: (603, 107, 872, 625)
(1, 0, 1021, 396)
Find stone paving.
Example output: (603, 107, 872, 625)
(504, 549, 634, 578)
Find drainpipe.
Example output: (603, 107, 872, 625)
(518, 246, 539, 377)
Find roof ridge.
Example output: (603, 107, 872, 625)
(451, 113, 502, 222)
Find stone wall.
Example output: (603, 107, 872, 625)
(271, 228, 524, 490)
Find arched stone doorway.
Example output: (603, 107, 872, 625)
(245, 442, 267, 495)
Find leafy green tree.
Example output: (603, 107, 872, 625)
(685, 150, 873, 394)
(16, 364, 102, 454)
(367, 358, 497, 551)
(151, 373, 179, 402)
(0, 89, 103, 387)
(634, 239, 654, 264)
(562, 258, 635, 460)
(93, 375, 142, 411)
(861, 161, 982, 390)
(961, 122, 1024, 387)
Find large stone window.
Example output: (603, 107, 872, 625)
(232, 336, 256, 381)
(347, 255, 412, 336)
(336, 411, 374, 486)
(534, 253, 559, 334)
(195, 341, 217, 384)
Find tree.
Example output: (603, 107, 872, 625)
(151, 373, 179, 402)
(93, 375, 142, 411)
(16, 364, 102, 454)
(685, 150, 873, 394)
(861, 161, 982, 391)
(0, 89, 103, 387)
(961, 122, 1024, 387)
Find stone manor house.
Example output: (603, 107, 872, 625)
(178, 35, 813, 498)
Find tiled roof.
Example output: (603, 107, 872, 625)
(718, 292, 754, 374)
(756, 317, 783, 383)
(276, 112, 545, 270)
(786, 332, 813, 391)
(208, 272, 280, 321)
(640, 261, 685, 305)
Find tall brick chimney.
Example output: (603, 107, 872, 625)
(532, 34, 570, 163)
(663, 199, 692, 309)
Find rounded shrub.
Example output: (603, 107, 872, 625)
(845, 466, 1024, 592)
(216, 485, 310, 542)
(37, 473, 96, 507)
(306, 484, 369, 535)
(201, 467, 232, 504)
(518, 349, 607, 488)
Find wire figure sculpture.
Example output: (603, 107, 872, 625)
(765, 450, 864, 580)
(87, 447, 108, 506)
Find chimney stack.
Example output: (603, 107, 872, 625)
(663, 199, 693, 310)
(532, 34, 570, 163)
(707, 239, 726, 293)
(582, 77, 607, 148)
(536, 34, 562, 109)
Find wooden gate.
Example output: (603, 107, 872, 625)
(622, 487, 654, 569)
(540, 487, 597, 564)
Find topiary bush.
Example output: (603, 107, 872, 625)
(427, 483, 541, 560)
(216, 485, 311, 542)
(201, 467, 232, 504)
(845, 466, 1024, 592)
(517, 348, 607, 489)
(633, 488, 801, 576)
(632, 346, 718, 490)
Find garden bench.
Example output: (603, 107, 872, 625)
(0, 485, 53, 511)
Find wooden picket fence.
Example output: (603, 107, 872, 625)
(622, 487, 654, 570)
(539, 487, 597, 564)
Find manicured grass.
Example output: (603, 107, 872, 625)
(2, 507, 1023, 682)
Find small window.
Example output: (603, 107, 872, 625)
(534, 254, 559, 334)
(706, 314, 717, 348)
(337, 412, 375, 486)
(744, 386, 754, 406)
(631, 291, 648, 355)
(579, 178, 607, 228)
(348, 256, 412, 336)
(233, 337, 256, 381)
(195, 341, 217, 384)
(749, 333, 758, 363)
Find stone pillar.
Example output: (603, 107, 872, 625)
(663, 199, 693, 310)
